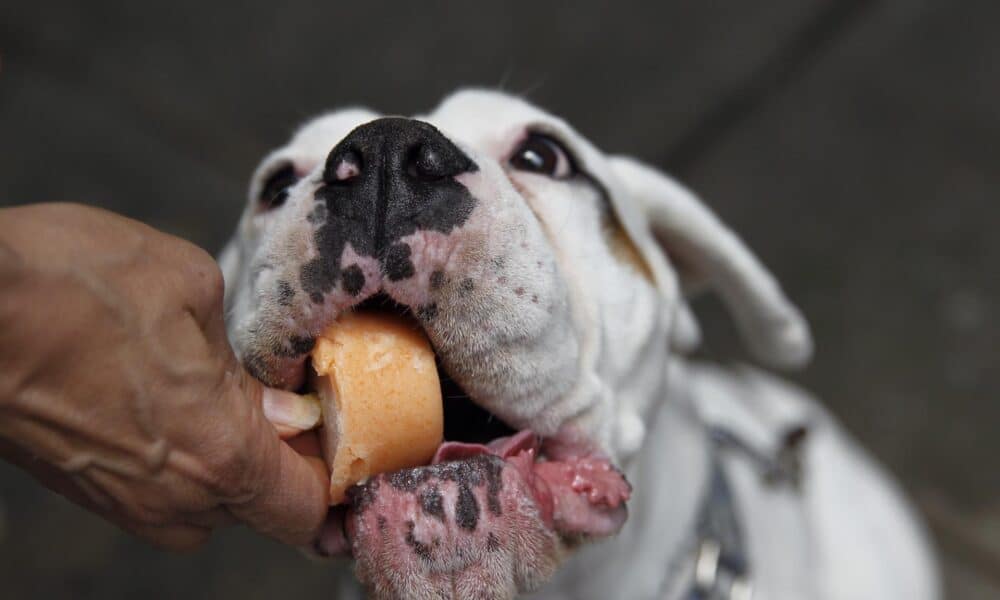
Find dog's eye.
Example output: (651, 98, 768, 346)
(509, 134, 573, 178)
(258, 165, 299, 212)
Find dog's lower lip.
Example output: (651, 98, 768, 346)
(315, 427, 631, 560)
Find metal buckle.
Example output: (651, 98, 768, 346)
(730, 577, 754, 600)
(694, 539, 721, 591)
(692, 539, 754, 600)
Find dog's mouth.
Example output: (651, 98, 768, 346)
(294, 295, 630, 595)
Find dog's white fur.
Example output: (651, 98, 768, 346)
(220, 90, 939, 599)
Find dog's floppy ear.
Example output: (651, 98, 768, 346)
(608, 156, 812, 369)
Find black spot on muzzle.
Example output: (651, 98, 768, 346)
(300, 117, 478, 302)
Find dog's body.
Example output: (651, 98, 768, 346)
(220, 90, 939, 599)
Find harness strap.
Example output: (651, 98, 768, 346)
(658, 414, 811, 599)
(687, 454, 752, 600)
(658, 449, 752, 600)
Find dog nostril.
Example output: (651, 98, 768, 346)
(324, 148, 363, 183)
(410, 143, 451, 181)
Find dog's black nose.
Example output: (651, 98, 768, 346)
(324, 117, 475, 184)
(309, 118, 478, 282)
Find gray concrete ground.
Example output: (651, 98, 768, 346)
(0, 1, 996, 597)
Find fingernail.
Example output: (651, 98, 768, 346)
(262, 388, 322, 432)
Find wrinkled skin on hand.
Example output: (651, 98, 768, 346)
(0, 203, 329, 550)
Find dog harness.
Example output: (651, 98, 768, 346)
(659, 422, 809, 600)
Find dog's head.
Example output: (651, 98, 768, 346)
(220, 89, 811, 597)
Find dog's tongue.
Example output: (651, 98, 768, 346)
(431, 431, 630, 536)
(315, 430, 630, 598)
(431, 429, 538, 463)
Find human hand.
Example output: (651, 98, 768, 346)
(0, 203, 327, 551)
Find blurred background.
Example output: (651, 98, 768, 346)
(1, 1, 997, 597)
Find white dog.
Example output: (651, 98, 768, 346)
(219, 90, 940, 599)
